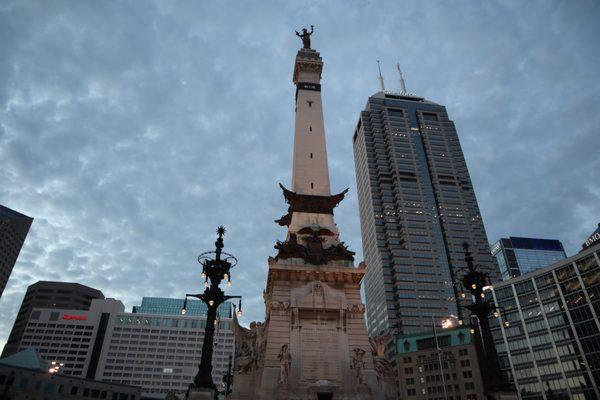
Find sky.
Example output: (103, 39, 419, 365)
(1, 0, 599, 350)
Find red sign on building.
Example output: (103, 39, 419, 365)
(62, 314, 87, 321)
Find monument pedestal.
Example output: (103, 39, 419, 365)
(486, 390, 518, 400)
(186, 387, 216, 400)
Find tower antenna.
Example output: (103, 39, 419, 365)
(377, 60, 385, 91)
(397, 63, 407, 94)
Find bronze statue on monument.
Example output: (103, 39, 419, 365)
(295, 25, 314, 49)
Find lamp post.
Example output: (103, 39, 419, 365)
(219, 355, 234, 398)
(182, 226, 242, 398)
(457, 242, 513, 396)
(432, 316, 449, 400)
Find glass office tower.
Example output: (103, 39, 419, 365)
(353, 91, 499, 337)
(132, 297, 231, 317)
(491, 237, 567, 280)
(490, 238, 600, 399)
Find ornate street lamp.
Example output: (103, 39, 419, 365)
(458, 242, 514, 396)
(182, 226, 242, 398)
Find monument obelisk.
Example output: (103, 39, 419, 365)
(230, 28, 384, 400)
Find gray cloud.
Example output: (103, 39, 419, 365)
(1, 0, 599, 348)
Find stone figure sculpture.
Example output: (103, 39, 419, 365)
(369, 333, 394, 378)
(165, 391, 179, 400)
(232, 318, 266, 373)
(278, 344, 292, 384)
(295, 25, 314, 49)
(351, 348, 366, 384)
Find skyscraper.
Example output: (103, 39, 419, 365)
(353, 91, 499, 337)
(0, 205, 33, 299)
(1, 281, 104, 358)
(491, 236, 566, 280)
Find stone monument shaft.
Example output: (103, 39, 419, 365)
(230, 31, 388, 400)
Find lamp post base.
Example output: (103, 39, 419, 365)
(186, 387, 216, 400)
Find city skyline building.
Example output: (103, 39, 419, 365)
(96, 300, 234, 399)
(0, 347, 141, 400)
(132, 296, 231, 317)
(6, 296, 235, 399)
(13, 298, 125, 378)
(489, 233, 600, 399)
(1, 281, 105, 358)
(491, 236, 567, 280)
(352, 91, 499, 338)
(396, 327, 485, 400)
(0, 204, 33, 300)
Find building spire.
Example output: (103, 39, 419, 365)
(377, 60, 385, 91)
(397, 63, 407, 94)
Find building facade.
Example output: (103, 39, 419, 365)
(490, 237, 600, 399)
(396, 327, 484, 400)
(15, 299, 124, 378)
(132, 296, 230, 317)
(491, 237, 566, 280)
(0, 348, 141, 400)
(0, 205, 33, 299)
(96, 300, 234, 399)
(9, 295, 235, 399)
(352, 92, 499, 337)
(2, 281, 105, 358)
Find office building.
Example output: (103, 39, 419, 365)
(0, 205, 33, 299)
(491, 237, 566, 280)
(396, 327, 484, 400)
(12, 293, 235, 399)
(352, 91, 499, 337)
(2, 281, 105, 358)
(15, 298, 124, 378)
(0, 348, 141, 400)
(132, 296, 230, 317)
(95, 304, 234, 399)
(489, 228, 600, 399)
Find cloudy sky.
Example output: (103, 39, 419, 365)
(1, 0, 599, 349)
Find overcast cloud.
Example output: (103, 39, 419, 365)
(1, 0, 599, 349)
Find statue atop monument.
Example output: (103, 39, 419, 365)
(295, 25, 314, 49)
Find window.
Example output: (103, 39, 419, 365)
(310, 153, 313, 159)
(31, 310, 41, 320)
(311, 183, 314, 189)
(50, 312, 60, 321)
(422, 112, 438, 121)
(71, 387, 78, 395)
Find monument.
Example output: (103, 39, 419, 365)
(230, 28, 391, 400)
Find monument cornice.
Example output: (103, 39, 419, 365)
(293, 49, 323, 84)
(265, 259, 366, 294)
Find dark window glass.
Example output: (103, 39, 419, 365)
(422, 112, 438, 121)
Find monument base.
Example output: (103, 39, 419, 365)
(186, 387, 216, 400)
(485, 390, 518, 400)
